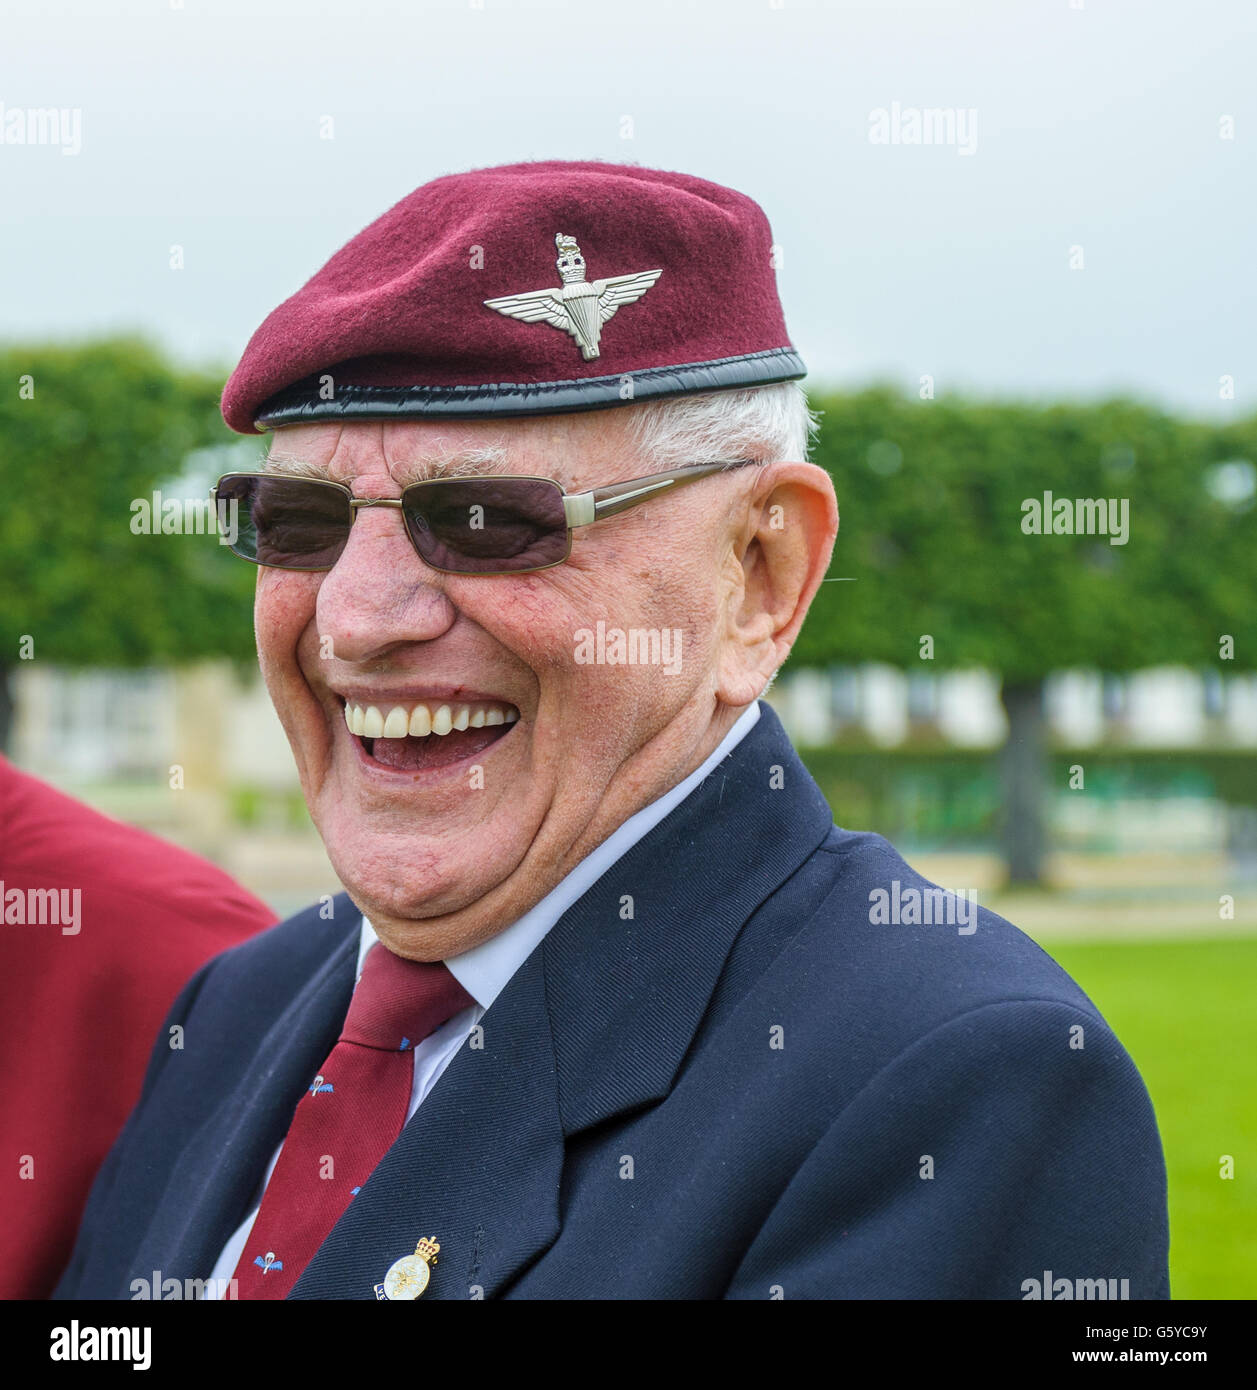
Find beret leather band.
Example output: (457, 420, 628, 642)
(251, 347, 807, 429)
(222, 160, 805, 435)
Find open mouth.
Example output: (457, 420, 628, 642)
(343, 699, 520, 773)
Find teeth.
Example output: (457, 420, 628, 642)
(343, 698, 519, 740)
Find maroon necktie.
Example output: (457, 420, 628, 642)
(232, 943, 474, 1299)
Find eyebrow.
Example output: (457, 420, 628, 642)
(261, 446, 520, 489)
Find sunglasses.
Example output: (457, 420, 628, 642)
(211, 460, 756, 576)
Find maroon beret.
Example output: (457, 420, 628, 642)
(221, 159, 804, 434)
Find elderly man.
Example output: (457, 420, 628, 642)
(55, 161, 1168, 1301)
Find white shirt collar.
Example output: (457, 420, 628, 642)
(359, 700, 761, 1008)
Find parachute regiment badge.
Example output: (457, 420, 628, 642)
(483, 234, 662, 361)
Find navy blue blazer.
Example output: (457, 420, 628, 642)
(55, 704, 1169, 1300)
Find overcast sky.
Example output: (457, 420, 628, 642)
(1, 0, 1253, 417)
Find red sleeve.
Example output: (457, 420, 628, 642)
(0, 757, 276, 1298)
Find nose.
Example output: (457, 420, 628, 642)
(315, 502, 457, 662)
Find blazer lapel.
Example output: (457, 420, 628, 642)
(127, 920, 359, 1290)
(291, 943, 564, 1300)
(543, 701, 834, 1137)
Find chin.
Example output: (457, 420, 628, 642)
(324, 822, 500, 928)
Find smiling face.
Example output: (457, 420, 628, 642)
(252, 409, 837, 961)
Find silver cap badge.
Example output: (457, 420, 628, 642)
(483, 234, 662, 361)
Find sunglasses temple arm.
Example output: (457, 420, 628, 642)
(566, 460, 756, 526)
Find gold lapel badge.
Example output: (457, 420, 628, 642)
(374, 1237, 440, 1301)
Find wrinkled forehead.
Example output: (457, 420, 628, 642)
(260, 412, 642, 490)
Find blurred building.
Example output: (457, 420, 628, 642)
(13, 663, 1257, 787)
(9, 662, 1256, 868)
(768, 665, 1257, 751)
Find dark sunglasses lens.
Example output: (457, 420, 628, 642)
(215, 475, 351, 570)
(402, 478, 568, 573)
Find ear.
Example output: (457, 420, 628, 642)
(716, 462, 838, 707)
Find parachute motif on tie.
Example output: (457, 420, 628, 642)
(483, 234, 663, 361)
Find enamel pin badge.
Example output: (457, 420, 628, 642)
(483, 233, 662, 361)
(374, 1237, 440, 1301)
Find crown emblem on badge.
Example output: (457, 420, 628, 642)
(483, 234, 662, 361)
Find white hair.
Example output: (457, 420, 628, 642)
(261, 380, 818, 478)
(623, 380, 819, 470)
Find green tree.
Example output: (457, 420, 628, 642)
(799, 388, 1257, 883)
(0, 339, 256, 748)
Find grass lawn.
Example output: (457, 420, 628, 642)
(1040, 935, 1257, 1299)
